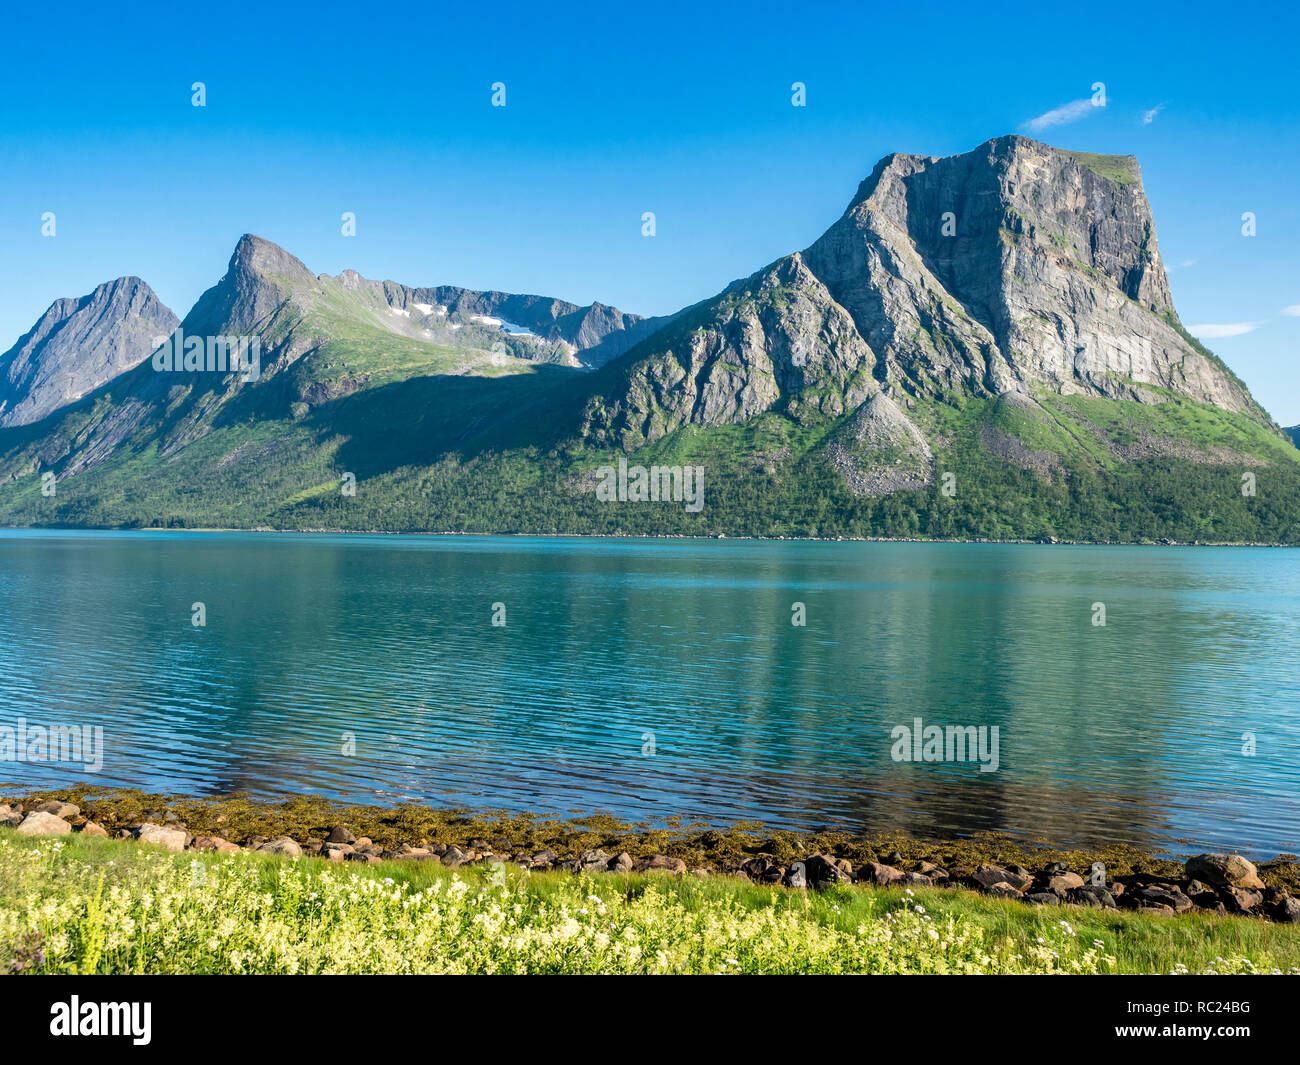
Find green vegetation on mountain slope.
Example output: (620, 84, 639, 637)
(2, 352, 1297, 543)
(4, 140, 1297, 543)
(1063, 150, 1139, 186)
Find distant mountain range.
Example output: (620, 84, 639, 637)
(1, 135, 1297, 543)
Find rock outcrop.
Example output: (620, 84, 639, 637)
(1184, 852, 1266, 891)
(14, 811, 72, 837)
(803, 137, 1258, 413)
(581, 252, 878, 449)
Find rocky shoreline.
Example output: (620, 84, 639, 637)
(4, 790, 1298, 924)
(15, 525, 1296, 547)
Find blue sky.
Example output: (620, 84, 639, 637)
(2, 0, 1297, 422)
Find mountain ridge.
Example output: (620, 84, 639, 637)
(0, 277, 178, 429)
(0, 135, 1296, 543)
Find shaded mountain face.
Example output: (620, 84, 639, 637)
(581, 135, 1266, 455)
(1286, 426, 1300, 448)
(0, 277, 178, 428)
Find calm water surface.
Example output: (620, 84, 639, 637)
(1, 531, 1297, 856)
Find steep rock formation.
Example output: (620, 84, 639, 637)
(0, 277, 178, 427)
(582, 136, 1267, 454)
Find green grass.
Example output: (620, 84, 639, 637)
(2, 829, 1295, 975)
(1047, 390, 1295, 464)
(1065, 151, 1139, 186)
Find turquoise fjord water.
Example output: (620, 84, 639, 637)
(1, 530, 1297, 857)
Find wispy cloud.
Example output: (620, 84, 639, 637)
(1141, 104, 1165, 125)
(1167, 257, 1198, 271)
(1022, 98, 1101, 134)
(1187, 322, 1262, 339)
(1282, 305, 1300, 317)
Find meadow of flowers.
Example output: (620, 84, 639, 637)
(0, 833, 1289, 975)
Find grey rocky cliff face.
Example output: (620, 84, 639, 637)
(805, 135, 1251, 411)
(0, 277, 178, 428)
(581, 253, 878, 449)
(582, 135, 1265, 453)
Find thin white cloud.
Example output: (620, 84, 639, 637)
(1141, 104, 1165, 125)
(1023, 98, 1100, 133)
(1187, 322, 1262, 339)
(1282, 305, 1300, 317)
(1167, 258, 1198, 271)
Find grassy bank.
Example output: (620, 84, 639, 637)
(2, 829, 1297, 975)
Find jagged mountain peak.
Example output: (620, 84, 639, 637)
(855, 135, 1139, 190)
(0, 230, 671, 472)
(181, 235, 318, 339)
(0, 276, 178, 428)
(228, 234, 315, 285)
(818, 134, 1204, 397)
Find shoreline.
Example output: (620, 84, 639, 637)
(0, 524, 1295, 548)
(5, 787, 1298, 922)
